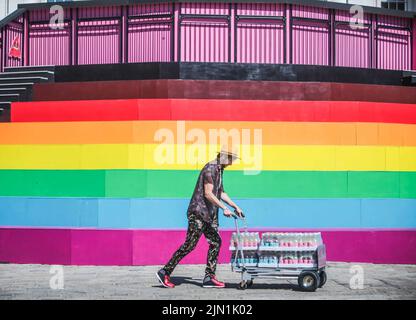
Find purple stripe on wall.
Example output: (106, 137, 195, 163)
(1, 228, 415, 266)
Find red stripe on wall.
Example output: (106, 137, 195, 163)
(11, 99, 416, 124)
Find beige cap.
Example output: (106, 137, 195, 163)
(218, 145, 240, 160)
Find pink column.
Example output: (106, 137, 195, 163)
(285, 3, 291, 64)
(412, 18, 416, 71)
(173, 3, 180, 62)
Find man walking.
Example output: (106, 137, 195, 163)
(156, 147, 244, 288)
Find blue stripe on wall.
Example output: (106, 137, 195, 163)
(0, 197, 415, 229)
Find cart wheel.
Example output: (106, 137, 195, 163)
(238, 281, 248, 290)
(298, 271, 320, 292)
(247, 280, 253, 288)
(318, 270, 327, 288)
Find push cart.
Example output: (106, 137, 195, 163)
(229, 213, 327, 292)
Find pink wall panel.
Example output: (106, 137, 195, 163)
(128, 3, 173, 16)
(29, 8, 72, 22)
(335, 10, 371, 24)
(376, 14, 411, 70)
(78, 6, 122, 19)
(292, 21, 329, 66)
(128, 19, 172, 63)
(77, 20, 121, 65)
(29, 23, 70, 66)
(181, 2, 230, 15)
(0, 228, 71, 265)
(236, 3, 284, 16)
(377, 27, 411, 70)
(0, 2, 414, 71)
(71, 229, 133, 266)
(413, 18, 416, 71)
(0, 31, 3, 72)
(236, 20, 284, 64)
(335, 25, 370, 68)
(180, 18, 229, 62)
(292, 5, 328, 20)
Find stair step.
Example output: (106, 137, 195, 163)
(0, 71, 54, 81)
(0, 76, 49, 81)
(0, 83, 35, 88)
(0, 103, 11, 122)
(4, 66, 56, 73)
(0, 94, 20, 102)
(402, 75, 416, 86)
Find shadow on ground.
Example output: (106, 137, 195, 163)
(153, 276, 303, 291)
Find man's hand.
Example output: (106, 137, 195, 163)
(234, 206, 245, 218)
(223, 207, 233, 217)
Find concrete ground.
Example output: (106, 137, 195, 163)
(0, 262, 415, 300)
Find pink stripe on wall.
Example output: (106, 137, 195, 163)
(1, 228, 415, 266)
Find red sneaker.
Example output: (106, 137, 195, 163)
(156, 269, 175, 288)
(203, 275, 226, 288)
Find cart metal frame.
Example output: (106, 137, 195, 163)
(230, 214, 327, 291)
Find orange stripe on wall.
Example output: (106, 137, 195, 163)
(0, 121, 415, 146)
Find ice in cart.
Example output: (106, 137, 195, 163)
(229, 213, 327, 292)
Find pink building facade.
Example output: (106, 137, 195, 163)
(0, 0, 415, 72)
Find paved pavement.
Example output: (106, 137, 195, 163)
(0, 262, 415, 300)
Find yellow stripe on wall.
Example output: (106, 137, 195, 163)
(1, 144, 415, 171)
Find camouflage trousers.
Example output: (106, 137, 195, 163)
(163, 212, 222, 277)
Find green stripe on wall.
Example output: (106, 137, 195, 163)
(0, 170, 415, 199)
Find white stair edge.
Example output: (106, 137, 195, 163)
(0, 77, 48, 81)
(1, 71, 54, 75)
(0, 83, 35, 87)
(0, 88, 26, 91)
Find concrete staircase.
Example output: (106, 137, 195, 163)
(0, 66, 55, 122)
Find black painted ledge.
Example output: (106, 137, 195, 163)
(53, 62, 416, 86)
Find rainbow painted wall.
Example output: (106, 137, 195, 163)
(0, 96, 416, 265)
